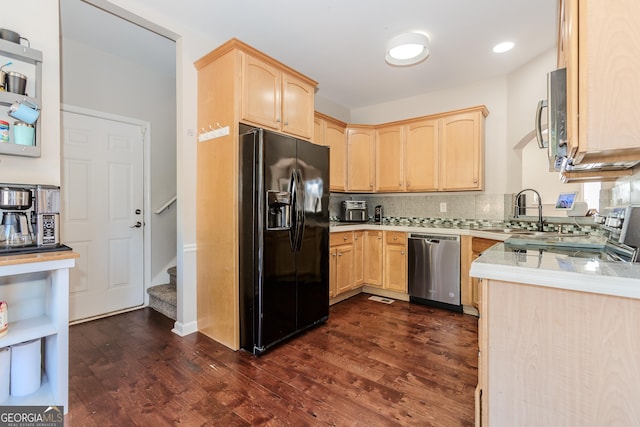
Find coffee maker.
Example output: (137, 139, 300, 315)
(0, 184, 61, 253)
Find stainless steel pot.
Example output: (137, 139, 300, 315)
(0, 29, 20, 44)
(0, 29, 29, 47)
(5, 71, 26, 95)
(0, 187, 32, 210)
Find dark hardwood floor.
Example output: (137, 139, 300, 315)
(66, 293, 478, 426)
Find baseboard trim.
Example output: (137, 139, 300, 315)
(69, 305, 146, 325)
(172, 320, 198, 336)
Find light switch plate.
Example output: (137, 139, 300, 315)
(440, 202, 447, 213)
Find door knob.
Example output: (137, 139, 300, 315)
(130, 221, 142, 228)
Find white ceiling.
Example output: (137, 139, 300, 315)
(60, 0, 558, 110)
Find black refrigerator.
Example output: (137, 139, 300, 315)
(239, 124, 330, 355)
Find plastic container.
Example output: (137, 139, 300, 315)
(0, 121, 8, 143)
(10, 338, 41, 396)
(13, 121, 34, 146)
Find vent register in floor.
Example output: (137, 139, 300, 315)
(147, 266, 177, 320)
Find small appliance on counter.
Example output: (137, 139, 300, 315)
(0, 184, 68, 255)
(374, 205, 383, 223)
(340, 200, 368, 222)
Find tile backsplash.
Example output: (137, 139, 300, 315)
(330, 193, 512, 221)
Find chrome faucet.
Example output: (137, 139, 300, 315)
(514, 188, 545, 232)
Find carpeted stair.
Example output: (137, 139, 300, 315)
(147, 266, 177, 320)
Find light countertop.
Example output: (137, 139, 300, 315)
(470, 242, 640, 300)
(329, 222, 512, 241)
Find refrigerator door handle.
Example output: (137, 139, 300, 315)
(295, 168, 305, 252)
(288, 170, 298, 252)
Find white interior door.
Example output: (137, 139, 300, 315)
(62, 110, 145, 322)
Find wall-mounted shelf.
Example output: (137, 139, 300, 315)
(0, 38, 42, 158)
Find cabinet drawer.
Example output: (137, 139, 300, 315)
(385, 231, 406, 245)
(472, 237, 500, 253)
(330, 231, 353, 247)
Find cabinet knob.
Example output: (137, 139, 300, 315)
(473, 178, 478, 183)
(399, 182, 402, 187)
(338, 253, 342, 257)
(393, 236, 398, 240)
(401, 251, 405, 255)
(284, 120, 289, 126)
(343, 236, 348, 241)
(355, 236, 358, 240)
(277, 118, 281, 123)
(332, 253, 337, 257)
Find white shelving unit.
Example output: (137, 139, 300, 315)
(0, 38, 42, 157)
(0, 253, 77, 414)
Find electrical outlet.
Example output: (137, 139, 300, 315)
(440, 202, 447, 213)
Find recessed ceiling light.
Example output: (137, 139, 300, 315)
(386, 32, 430, 66)
(493, 41, 515, 53)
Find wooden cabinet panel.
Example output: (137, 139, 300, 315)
(241, 52, 314, 139)
(375, 125, 404, 192)
(406, 120, 439, 191)
(241, 54, 281, 131)
(440, 111, 483, 191)
(313, 115, 325, 146)
(335, 245, 354, 295)
(353, 231, 364, 286)
(330, 231, 353, 246)
(563, 0, 640, 165)
(364, 230, 383, 287)
(327, 121, 347, 192)
(282, 73, 314, 139)
(383, 231, 407, 292)
(347, 126, 375, 192)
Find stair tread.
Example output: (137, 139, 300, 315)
(147, 284, 176, 306)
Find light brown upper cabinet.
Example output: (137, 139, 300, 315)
(405, 119, 439, 191)
(315, 112, 347, 191)
(375, 125, 405, 192)
(560, 0, 640, 165)
(440, 110, 485, 191)
(346, 126, 376, 192)
(241, 52, 315, 139)
(371, 107, 486, 193)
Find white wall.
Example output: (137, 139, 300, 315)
(60, 36, 177, 284)
(1, 2, 61, 185)
(350, 77, 509, 195)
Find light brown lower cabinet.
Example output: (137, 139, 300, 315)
(329, 232, 354, 298)
(364, 230, 383, 287)
(330, 229, 407, 298)
(477, 277, 640, 425)
(383, 231, 407, 292)
(461, 236, 500, 310)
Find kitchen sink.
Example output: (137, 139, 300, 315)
(480, 228, 588, 238)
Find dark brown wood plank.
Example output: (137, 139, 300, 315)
(66, 293, 478, 426)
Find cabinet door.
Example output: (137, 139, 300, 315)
(327, 121, 347, 192)
(329, 247, 337, 298)
(313, 115, 326, 146)
(406, 120, 438, 191)
(569, 0, 640, 164)
(384, 243, 407, 292)
(347, 127, 375, 192)
(375, 125, 404, 192)
(335, 245, 354, 295)
(282, 73, 314, 139)
(364, 230, 383, 287)
(440, 112, 483, 191)
(241, 53, 281, 130)
(353, 231, 364, 286)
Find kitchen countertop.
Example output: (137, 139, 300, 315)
(470, 242, 640, 300)
(331, 221, 640, 300)
(329, 221, 512, 241)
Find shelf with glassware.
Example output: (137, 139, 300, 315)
(0, 38, 42, 158)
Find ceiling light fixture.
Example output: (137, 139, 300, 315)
(493, 41, 515, 53)
(386, 32, 430, 66)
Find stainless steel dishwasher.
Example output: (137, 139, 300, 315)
(408, 233, 462, 312)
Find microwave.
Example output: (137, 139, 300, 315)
(535, 67, 567, 172)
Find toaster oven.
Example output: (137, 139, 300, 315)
(340, 201, 368, 222)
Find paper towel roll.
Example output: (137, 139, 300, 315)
(0, 347, 10, 402)
(10, 338, 41, 397)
